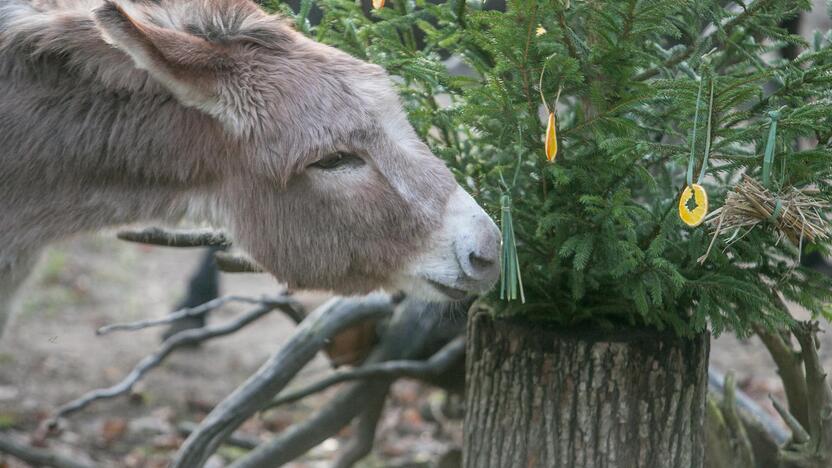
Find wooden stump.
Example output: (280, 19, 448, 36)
(463, 311, 709, 468)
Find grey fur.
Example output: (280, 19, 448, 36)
(0, 0, 476, 335)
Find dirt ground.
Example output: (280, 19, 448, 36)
(0, 233, 830, 467)
(0, 234, 460, 467)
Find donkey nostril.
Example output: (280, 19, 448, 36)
(469, 251, 496, 271)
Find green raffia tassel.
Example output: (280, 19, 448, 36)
(762, 109, 782, 187)
(499, 193, 525, 303)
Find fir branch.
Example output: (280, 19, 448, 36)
(620, 0, 638, 42)
(556, 9, 580, 65)
(635, 0, 780, 81)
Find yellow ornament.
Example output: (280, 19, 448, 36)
(679, 184, 708, 227)
(536, 26, 547, 36)
(372, 0, 385, 8)
(544, 111, 557, 162)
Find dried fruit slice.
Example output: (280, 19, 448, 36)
(545, 111, 557, 161)
(679, 184, 708, 227)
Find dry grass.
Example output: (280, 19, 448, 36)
(699, 175, 830, 263)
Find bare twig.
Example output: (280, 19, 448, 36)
(231, 379, 392, 468)
(768, 321, 832, 466)
(332, 389, 389, 468)
(326, 339, 464, 468)
(214, 251, 264, 273)
(720, 372, 755, 467)
(171, 294, 395, 468)
(96, 295, 301, 335)
(177, 422, 260, 451)
(754, 323, 810, 429)
(792, 322, 832, 449)
(230, 299, 469, 468)
(117, 226, 263, 273)
(0, 433, 94, 468)
(708, 367, 788, 444)
(48, 298, 298, 423)
(770, 394, 811, 444)
(117, 227, 230, 248)
(263, 336, 465, 410)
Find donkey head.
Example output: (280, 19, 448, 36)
(93, 0, 499, 301)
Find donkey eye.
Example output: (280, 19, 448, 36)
(310, 152, 365, 170)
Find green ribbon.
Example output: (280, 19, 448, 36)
(686, 65, 715, 187)
(762, 109, 782, 187)
(699, 80, 715, 185)
(686, 76, 705, 186)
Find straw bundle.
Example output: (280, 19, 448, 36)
(699, 175, 830, 263)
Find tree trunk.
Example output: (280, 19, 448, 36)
(463, 311, 710, 468)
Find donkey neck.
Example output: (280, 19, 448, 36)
(0, 69, 236, 184)
(0, 59, 241, 257)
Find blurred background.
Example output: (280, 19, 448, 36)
(1, 1, 831, 467)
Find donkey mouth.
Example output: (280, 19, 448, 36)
(426, 279, 470, 301)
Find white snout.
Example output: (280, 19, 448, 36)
(394, 186, 501, 301)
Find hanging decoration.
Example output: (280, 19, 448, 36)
(545, 111, 558, 161)
(679, 184, 709, 227)
(538, 59, 561, 162)
(679, 65, 715, 227)
(499, 162, 525, 303)
(372, 0, 385, 9)
(699, 108, 831, 264)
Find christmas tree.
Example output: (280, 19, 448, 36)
(272, 0, 832, 339)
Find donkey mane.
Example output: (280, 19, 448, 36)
(0, 0, 292, 92)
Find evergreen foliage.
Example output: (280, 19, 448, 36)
(269, 0, 832, 337)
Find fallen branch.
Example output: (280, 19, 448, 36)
(171, 294, 395, 468)
(263, 336, 465, 410)
(0, 433, 94, 468)
(770, 394, 810, 444)
(229, 299, 468, 468)
(232, 379, 392, 468)
(117, 227, 230, 248)
(117, 227, 264, 273)
(721, 372, 755, 466)
(48, 297, 299, 423)
(791, 322, 832, 451)
(706, 371, 755, 468)
(753, 322, 810, 430)
(755, 320, 832, 466)
(332, 386, 389, 468)
(96, 295, 302, 335)
(214, 251, 264, 273)
(708, 367, 788, 444)
(177, 422, 260, 451)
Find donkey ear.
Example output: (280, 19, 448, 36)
(93, 1, 238, 128)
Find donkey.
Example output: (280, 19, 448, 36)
(0, 0, 501, 336)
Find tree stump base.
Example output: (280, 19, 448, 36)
(463, 311, 709, 468)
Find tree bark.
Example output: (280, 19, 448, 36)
(463, 311, 710, 468)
